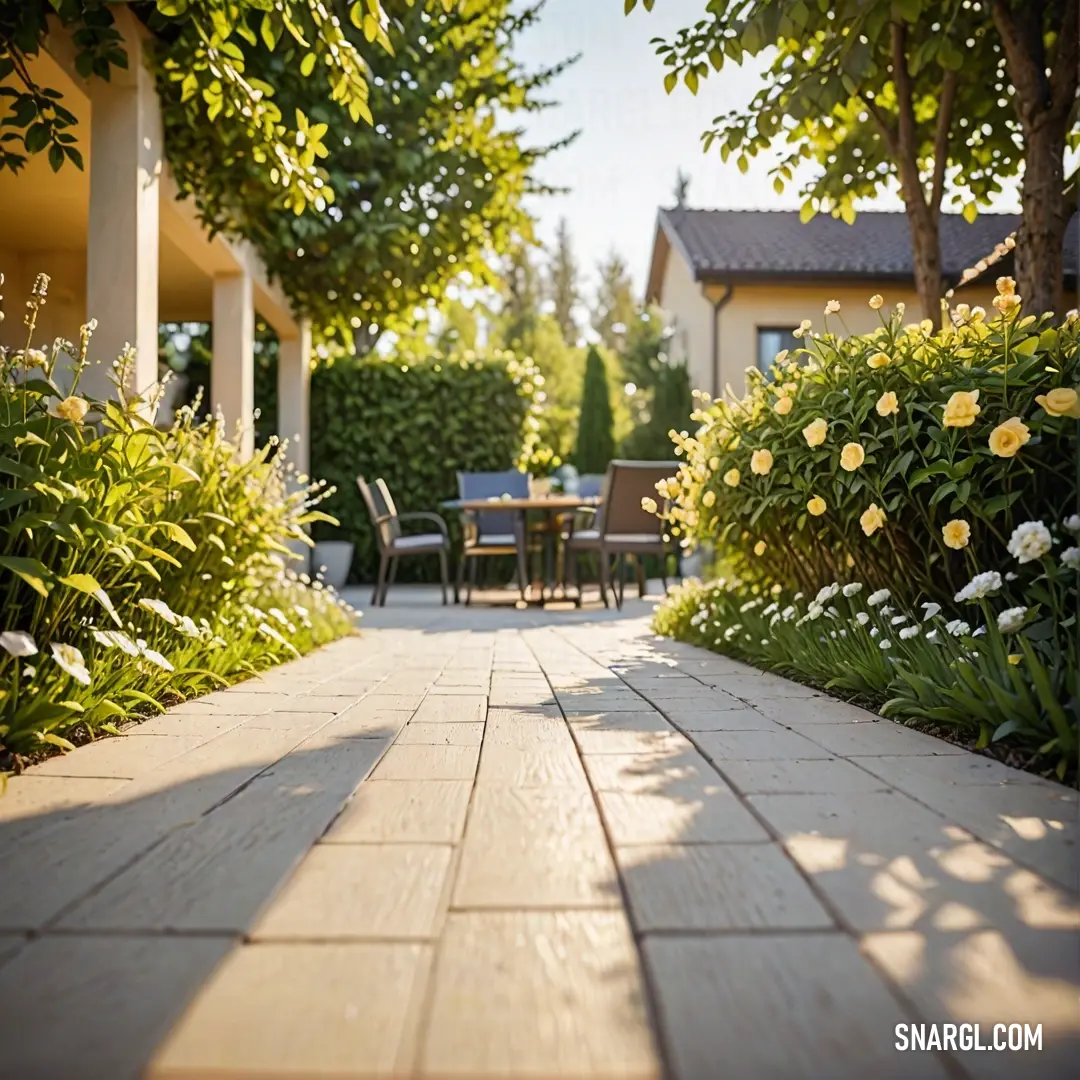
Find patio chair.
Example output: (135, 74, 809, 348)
(563, 460, 679, 610)
(357, 476, 452, 607)
(456, 469, 530, 605)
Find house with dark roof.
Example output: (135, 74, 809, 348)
(645, 208, 1078, 399)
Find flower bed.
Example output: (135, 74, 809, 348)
(1, 276, 355, 764)
(651, 282, 1078, 780)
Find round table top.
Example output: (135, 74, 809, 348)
(442, 494, 601, 512)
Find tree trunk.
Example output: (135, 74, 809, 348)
(904, 197, 945, 327)
(1015, 120, 1069, 314)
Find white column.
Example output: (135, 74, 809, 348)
(82, 15, 161, 403)
(278, 319, 312, 481)
(211, 271, 255, 459)
(278, 319, 312, 570)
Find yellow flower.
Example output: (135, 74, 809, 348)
(723, 468, 741, 487)
(876, 391, 899, 417)
(702, 490, 716, 508)
(708, 456, 720, 470)
(793, 318, 812, 338)
(869, 294, 884, 310)
(1035, 387, 1080, 418)
(824, 299, 841, 315)
(996, 275, 1016, 296)
(750, 448, 774, 475)
(867, 351, 891, 369)
(782, 382, 798, 394)
(773, 395, 793, 416)
(860, 503, 886, 536)
(992, 292, 1021, 315)
(840, 442, 865, 471)
(640, 497, 658, 515)
(988, 416, 1031, 458)
(942, 389, 981, 428)
(802, 417, 828, 447)
(52, 396, 89, 423)
(807, 496, 827, 516)
(1007, 654, 1022, 666)
(753, 540, 767, 556)
(942, 519, 971, 550)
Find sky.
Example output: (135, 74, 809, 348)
(510, 0, 1021, 301)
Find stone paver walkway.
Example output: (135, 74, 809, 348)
(0, 587, 1077, 1079)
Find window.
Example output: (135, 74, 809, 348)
(756, 326, 799, 374)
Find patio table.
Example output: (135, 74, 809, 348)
(441, 494, 601, 604)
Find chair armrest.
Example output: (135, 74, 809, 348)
(396, 511, 449, 538)
(564, 505, 597, 541)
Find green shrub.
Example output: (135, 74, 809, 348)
(1, 275, 354, 760)
(664, 288, 1079, 606)
(309, 348, 540, 582)
(573, 346, 615, 473)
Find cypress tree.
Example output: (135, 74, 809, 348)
(573, 346, 615, 473)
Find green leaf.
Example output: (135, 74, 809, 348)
(157, 522, 196, 551)
(59, 572, 102, 595)
(663, 71, 677, 94)
(300, 52, 317, 77)
(0, 555, 51, 597)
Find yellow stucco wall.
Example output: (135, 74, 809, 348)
(656, 242, 1031, 400)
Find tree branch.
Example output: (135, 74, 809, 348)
(1048, 0, 1079, 123)
(889, 20, 926, 212)
(929, 69, 958, 219)
(991, 0, 1049, 131)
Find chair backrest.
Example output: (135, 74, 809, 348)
(599, 460, 680, 539)
(457, 470, 529, 537)
(357, 476, 401, 551)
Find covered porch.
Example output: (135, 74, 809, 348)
(0, 7, 310, 479)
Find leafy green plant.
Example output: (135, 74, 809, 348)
(655, 514, 1079, 782)
(308, 346, 541, 583)
(664, 288, 1079, 607)
(1, 274, 354, 760)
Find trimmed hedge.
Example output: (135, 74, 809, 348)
(309, 350, 540, 582)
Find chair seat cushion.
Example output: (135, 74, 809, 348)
(566, 530, 664, 552)
(392, 533, 446, 551)
(469, 533, 518, 547)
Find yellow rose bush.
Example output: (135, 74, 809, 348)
(653, 290, 1078, 779)
(0, 279, 355, 761)
(661, 295, 1079, 606)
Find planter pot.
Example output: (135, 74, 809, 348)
(312, 541, 354, 590)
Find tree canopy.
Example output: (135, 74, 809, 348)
(3, 1, 573, 346)
(628, 0, 1078, 319)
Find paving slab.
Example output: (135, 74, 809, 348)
(322, 779, 473, 845)
(0, 933, 233, 1080)
(395, 721, 485, 746)
(411, 694, 487, 724)
(721, 756, 895, 795)
(645, 933, 951, 1080)
(371, 742, 480, 780)
(617, 843, 834, 932)
(252, 843, 454, 940)
(421, 911, 660, 1079)
(691, 726, 834, 762)
(152, 942, 432, 1079)
(25, 733, 208, 779)
(799, 719, 971, 757)
(597, 785, 769, 846)
(453, 786, 620, 909)
(58, 738, 390, 933)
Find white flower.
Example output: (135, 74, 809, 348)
(50, 642, 91, 685)
(855, 611, 870, 626)
(139, 598, 178, 625)
(140, 646, 174, 671)
(870, 626, 879, 637)
(806, 602, 825, 621)
(973, 627, 986, 637)
(1005, 572, 1018, 582)
(792, 592, 804, 602)
(90, 628, 139, 656)
(945, 619, 971, 636)
(899, 626, 920, 640)
(880, 605, 894, 616)
(1, 630, 37, 657)
(825, 299, 841, 314)
(890, 614, 909, 626)
(955, 571, 1002, 603)
(842, 583, 863, 597)
(996, 606, 1027, 633)
(815, 583, 841, 604)
(868, 589, 890, 606)
(1061, 547, 1080, 570)
(925, 629, 939, 642)
(921, 602, 941, 620)
(762, 602, 779, 617)
(781, 605, 796, 620)
(879, 638, 892, 649)
(177, 615, 201, 638)
(1007, 521, 1053, 564)
(1063, 514, 1080, 535)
